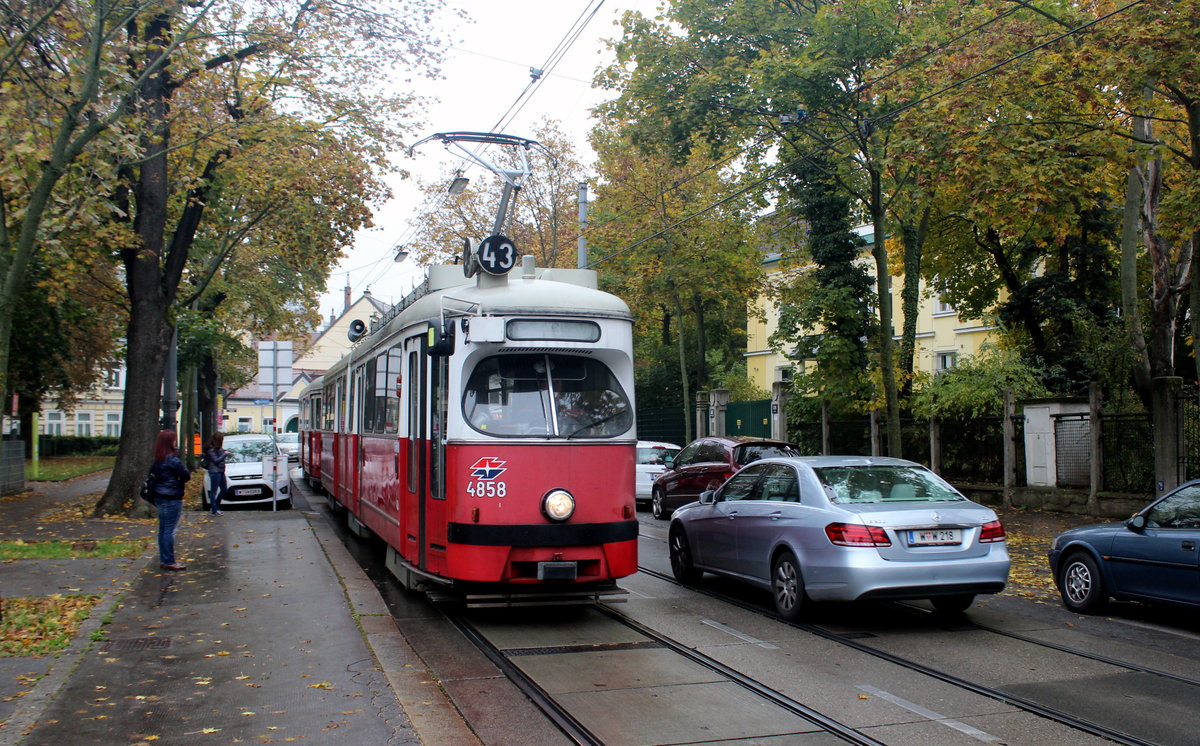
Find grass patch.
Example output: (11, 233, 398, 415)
(0, 538, 151, 559)
(27, 456, 114, 481)
(0, 595, 101, 657)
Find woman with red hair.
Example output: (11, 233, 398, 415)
(149, 430, 191, 570)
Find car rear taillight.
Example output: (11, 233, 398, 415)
(980, 520, 1006, 543)
(825, 523, 892, 547)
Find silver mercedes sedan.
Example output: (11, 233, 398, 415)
(667, 456, 1010, 618)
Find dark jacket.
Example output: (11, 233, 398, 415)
(203, 447, 227, 474)
(151, 454, 191, 499)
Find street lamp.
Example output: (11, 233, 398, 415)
(447, 171, 470, 195)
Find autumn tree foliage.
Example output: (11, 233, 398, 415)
(587, 126, 764, 440)
(1, 0, 447, 514)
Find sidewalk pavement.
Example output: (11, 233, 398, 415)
(0, 470, 478, 745)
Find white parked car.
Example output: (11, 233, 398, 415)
(276, 432, 300, 462)
(635, 440, 681, 508)
(203, 434, 290, 510)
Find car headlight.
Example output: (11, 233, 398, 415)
(542, 489, 575, 522)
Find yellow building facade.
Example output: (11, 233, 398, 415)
(746, 245, 998, 392)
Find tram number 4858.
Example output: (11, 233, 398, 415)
(467, 481, 507, 498)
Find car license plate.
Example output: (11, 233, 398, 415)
(907, 528, 961, 546)
(234, 487, 262, 497)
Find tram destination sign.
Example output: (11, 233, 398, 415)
(477, 235, 517, 275)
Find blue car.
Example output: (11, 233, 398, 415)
(1049, 481, 1200, 613)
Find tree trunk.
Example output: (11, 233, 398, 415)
(673, 291, 692, 444)
(898, 210, 928, 396)
(1122, 165, 1152, 409)
(870, 170, 901, 458)
(692, 292, 707, 390)
(95, 12, 176, 517)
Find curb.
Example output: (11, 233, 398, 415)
(302, 504, 481, 746)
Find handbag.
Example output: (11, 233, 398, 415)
(139, 469, 157, 505)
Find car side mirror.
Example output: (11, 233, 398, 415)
(699, 490, 715, 505)
(1127, 514, 1147, 531)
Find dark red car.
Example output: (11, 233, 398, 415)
(650, 436, 801, 519)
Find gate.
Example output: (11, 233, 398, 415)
(726, 400, 771, 438)
(1053, 413, 1090, 489)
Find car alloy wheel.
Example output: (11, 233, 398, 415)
(1060, 552, 1106, 613)
(669, 527, 700, 584)
(651, 488, 667, 520)
(772, 550, 805, 621)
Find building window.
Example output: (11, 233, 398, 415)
(76, 411, 93, 436)
(936, 351, 958, 372)
(775, 366, 794, 383)
(105, 367, 124, 389)
(934, 295, 955, 315)
(238, 417, 251, 433)
(44, 411, 64, 435)
(105, 412, 121, 436)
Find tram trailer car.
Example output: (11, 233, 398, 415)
(299, 253, 638, 607)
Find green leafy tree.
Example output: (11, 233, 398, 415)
(909, 344, 1049, 420)
(588, 127, 763, 441)
(771, 154, 875, 407)
(0, 0, 446, 515)
(598, 0, 913, 454)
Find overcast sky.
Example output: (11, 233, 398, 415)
(316, 0, 661, 322)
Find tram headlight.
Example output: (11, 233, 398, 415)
(542, 489, 575, 522)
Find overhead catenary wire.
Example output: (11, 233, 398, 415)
(334, 1, 608, 307)
(578, 0, 1041, 239)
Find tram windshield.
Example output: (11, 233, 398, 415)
(463, 354, 632, 438)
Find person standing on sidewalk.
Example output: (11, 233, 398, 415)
(203, 432, 228, 516)
(151, 430, 191, 571)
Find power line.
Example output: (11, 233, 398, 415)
(587, 0, 1145, 268)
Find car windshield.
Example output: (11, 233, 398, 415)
(813, 465, 966, 504)
(226, 439, 274, 463)
(277, 433, 298, 444)
(637, 446, 679, 465)
(463, 353, 633, 439)
(734, 444, 800, 465)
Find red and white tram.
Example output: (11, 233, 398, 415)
(299, 244, 638, 606)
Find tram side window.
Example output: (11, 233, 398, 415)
(363, 353, 397, 434)
(463, 354, 631, 439)
(385, 347, 403, 435)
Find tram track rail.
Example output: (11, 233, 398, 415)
(442, 608, 605, 746)
(897, 602, 1200, 689)
(439, 600, 886, 746)
(638, 565, 1161, 746)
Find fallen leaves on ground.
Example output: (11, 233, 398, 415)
(0, 595, 101, 657)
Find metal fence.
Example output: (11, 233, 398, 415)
(0, 439, 24, 495)
(1183, 401, 1200, 483)
(636, 405, 687, 446)
(939, 416, 1018, 486)
(1103, 412, 1154, 493)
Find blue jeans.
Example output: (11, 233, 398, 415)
(157, 498, 183, 565)
(207, 472, 227, 513)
